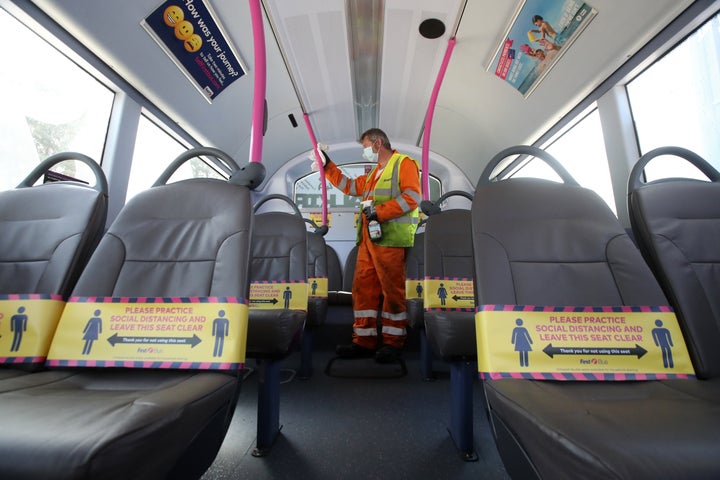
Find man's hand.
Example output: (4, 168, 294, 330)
(309, 143, 330, 172)
(363, 204, 378, 222)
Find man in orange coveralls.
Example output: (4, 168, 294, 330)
(312, 128, 421, 363)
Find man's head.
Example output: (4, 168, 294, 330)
(360, 128, 392, 164)
(360, 128, 391, 151)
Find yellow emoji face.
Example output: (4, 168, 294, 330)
(163, 5, 184, 27)
(184, 34, 202, 53)
(174, 20, 194, 40)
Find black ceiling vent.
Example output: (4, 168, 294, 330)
(419, 18, 445, 39)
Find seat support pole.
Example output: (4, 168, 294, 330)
(448, 360, 478, 461)
(420, 331, 435, 381)
(299, 328, 314, 379)
(252, 358, 281, 456)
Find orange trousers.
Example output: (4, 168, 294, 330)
(351, 229, 408, 349)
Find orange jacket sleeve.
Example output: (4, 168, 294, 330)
(324, 161, 367, 197)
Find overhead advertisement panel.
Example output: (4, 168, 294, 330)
(488, 0, 597, 97)
(142, 0, 247, 102)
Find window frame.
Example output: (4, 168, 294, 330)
(294, 162, 442, 213)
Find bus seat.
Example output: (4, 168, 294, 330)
(307, 233, 329, 332)
(300, 227, 330, 379)
(343, 244, 358, 292)
(248, 195, 308, 455)
(0, 153, 107, 297)
(405, 228, 425, 328)
(420, 191, 477, 458)
(0, 147, 253, 480)
(405, 228, 428, 377)
(0, 153, 107, 379)
(472, 146, 720, 479)
(328, 244, 357, 306)
(325, 243, 343, 303)
(423, 207, 477, 361)
(629, 146, 720, 379)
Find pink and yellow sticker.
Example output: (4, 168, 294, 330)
(0, 294, 65, 364)
(249, 281, 308, 310)
(308, 277, 328, 299)
(405, 279, 424, 301)
(476, 305, 695, 380)
(423, 278, 475, 310)
(308, 213, 330, 228)
(46, 296, 248, 369)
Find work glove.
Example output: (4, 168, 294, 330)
(362, 203, 378, 222)
(309, 143, 330, 172)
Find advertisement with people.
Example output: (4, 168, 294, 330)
(488, 0, 597, 96)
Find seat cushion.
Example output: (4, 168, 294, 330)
(486, 378, 720, 479)
(424, 311, 476, 358)
(247, 310, 306, 357)
(0, 370, 237, 480)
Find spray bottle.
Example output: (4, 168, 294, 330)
(361, 200, 382, 241)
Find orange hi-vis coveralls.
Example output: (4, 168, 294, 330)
(324, 152, 421, 349)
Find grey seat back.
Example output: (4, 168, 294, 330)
(405, 230, 425, 329)
(422, 191, 476, 358)
(471, 146, 678, 479)
(0, 147, 254, 480)
(247, 196, 307, 357)
(328, 244, 357, 306)
(0, 153, 108, 297)
(326, 244, 343, 292)
(75, 179, 250, 297)
(343, 244, 358, 292)
(628, 146, 720, 379)
(473, 146, 666, 307)
(306, 227, 329, 328)
(425, 211, 474, 279)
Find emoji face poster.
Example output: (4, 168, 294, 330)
(142, 0, 246, 102)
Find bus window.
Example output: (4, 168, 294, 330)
(512, 108, 616, 215)
(126, 115, 187, 201)
(627, 12, 720, 182)
(0, 8, 113, 191)
(294, 163, 441, 212)
(127, 114, 226, 202)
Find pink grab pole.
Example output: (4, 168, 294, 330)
(248, 0, 266, 163)
(422, 37, 456, 199)
(304, 114, 328, 226)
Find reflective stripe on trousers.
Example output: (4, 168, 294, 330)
(351, 227, 408, 349)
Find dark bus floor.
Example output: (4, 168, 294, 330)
(201, 307, 510, 480)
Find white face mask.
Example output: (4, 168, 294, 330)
(362, 145, 378, 162)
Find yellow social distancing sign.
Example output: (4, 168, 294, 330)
(249, 281, 308, 310)
(308, 277, 328, 299)
(0, 294, 65, 365)
(424, 278, 475, 310)
(405, 279, 424, 300)
(308, 213, 331, 228)
(476, 305, 695, 380)
(46, 296, 248, 370)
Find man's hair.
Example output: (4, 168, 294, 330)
(360, 128, 392, 150)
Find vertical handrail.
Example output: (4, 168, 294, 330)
(249, 0, 266, 163)
(421, 37, 456, 199)
(304, 113, 329, 226)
